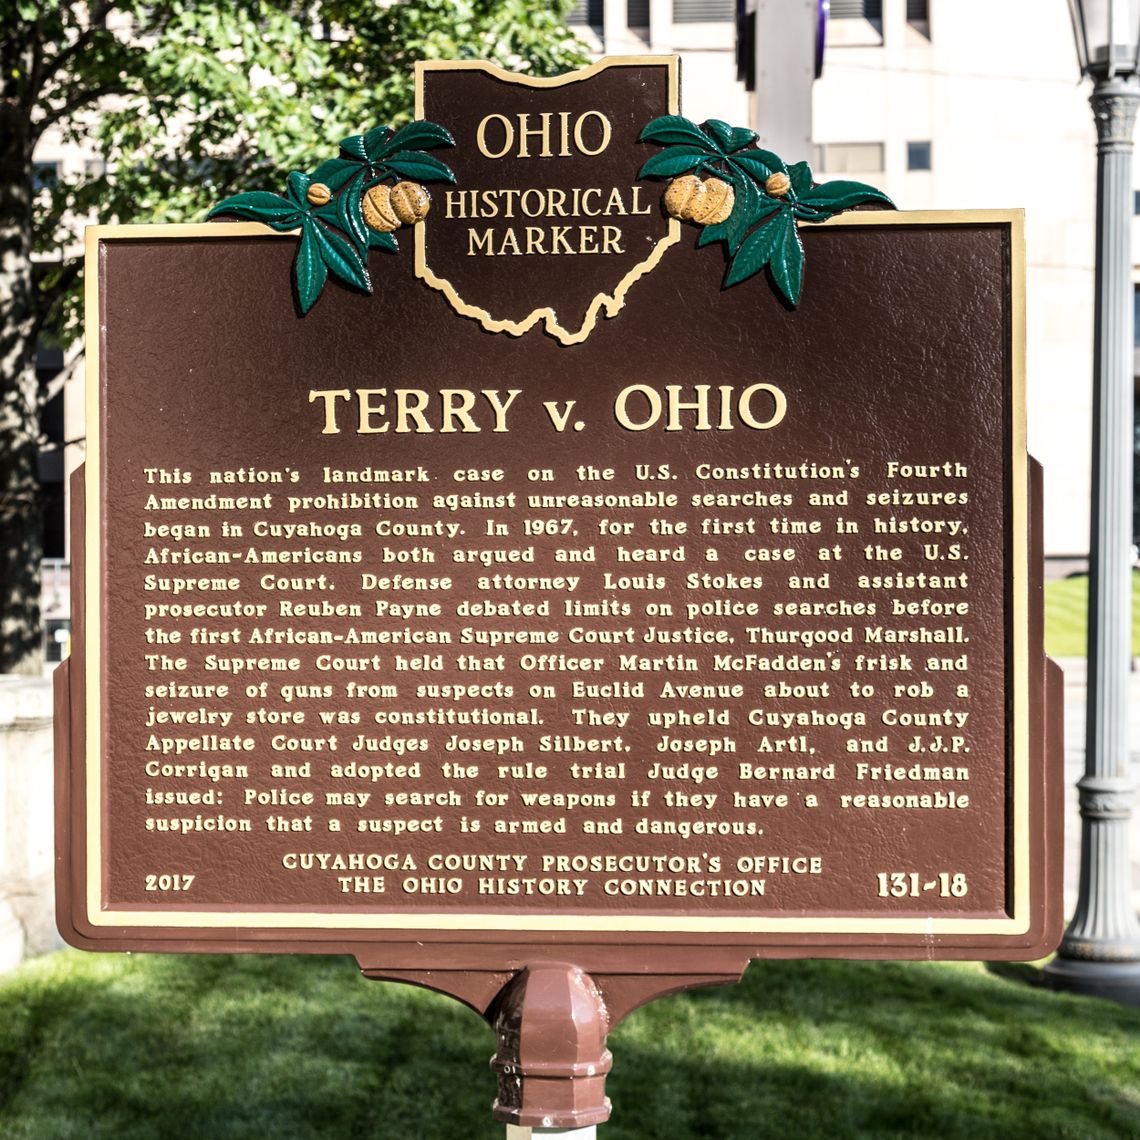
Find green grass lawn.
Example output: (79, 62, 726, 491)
(1043, 572, 1140, 657)
(0, 951, 1137, 1138)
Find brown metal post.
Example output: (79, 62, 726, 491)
(490, 963, 613, 1129)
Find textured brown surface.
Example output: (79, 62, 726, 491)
(54, 50, 1060, 998)
(57, 212, 1060, 968)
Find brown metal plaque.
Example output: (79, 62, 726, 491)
(58, 60, 1061, 983)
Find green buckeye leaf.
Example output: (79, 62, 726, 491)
(726, 126, 759, 153)
(734, 198, 782, 251)
(338, 181, 369, 254)
(788, 161, 815, 196)
(638, 146, 713, 179)
(724, 174, 775, 255)
(696, 219, 728, 248)
(383, 152, 456, 183)
(797, 180, 895, 214)
(338, 133, 369, 161)
(638, 115, 720, 151)
(361, 125, 393, 161)
(310, 158, 362, 193)
(695, 178, 777, 252)
(724, 215, 784, 288)
(752, 148, 789, 175)
(294, 224, 328, 315)
(314, 222, 371, 294)
(791, 203, 831, 223)
(768, 212, 805, 305)
(285, 171, 312, 208)
(207, 191, 300, 226)
(382, 120, 454, 155)
(311, 198, 365, 257)
(727, 150, 777, 183)
(703, 119, 736, 154)
(367, 228, 399, 253)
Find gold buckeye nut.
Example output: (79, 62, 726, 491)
(306, 182, 333, 207)
(361, 184, 400, 232)
(663, 174, 705, 221)
(689, 177, 735, 225)
(765, 171, 792, 197)
(390, 181, 431, 225)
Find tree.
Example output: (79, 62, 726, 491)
(0, 0, 587, 672)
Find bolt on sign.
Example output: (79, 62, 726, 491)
(57, 57, 1063, 1129)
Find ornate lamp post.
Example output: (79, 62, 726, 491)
(1045, 0, 1140, 1004)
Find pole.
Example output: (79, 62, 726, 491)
(1045, 73, 1140, 1005)
(506, 1128, 597, 1140)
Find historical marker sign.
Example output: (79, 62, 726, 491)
(57, 56, 1062, 1122)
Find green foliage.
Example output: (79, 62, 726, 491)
(5, 0, 588, 338)
(0, 952, 1137, 1138)
(1043, 572, 1140, 657)
(638, 115, 893, 305)
(208, 122, 454, 311)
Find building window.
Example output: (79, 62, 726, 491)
(831, 0, 883, 19)
(36, 345, 66, 561)
(828, 1, 884, 45)
(567, 0, 603, 25)
(907, 141, 933, 171)
(907, 0, 930, 38)
(32, 161, 60, 192)
(673, 0, 735, 21)
(568, 0, 650, 29)
(815, 142, 885, 174)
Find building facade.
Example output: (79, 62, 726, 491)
(571, 0, 1119, 565)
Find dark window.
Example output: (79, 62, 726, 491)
(907, 141, 932, 171)
(906, 0, 929, 18)
(32, 162, 59, 192)
(628, 0, 650, 25)
(831, 0, 883, 18)
(36, 345, 66, 560)
(567, 0, 603, 24)
(673, 0, 735, 21)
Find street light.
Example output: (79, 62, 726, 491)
(1044, 0, 1140, 1005)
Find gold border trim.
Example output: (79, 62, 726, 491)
(87, 911, 1024, 934)
(82, 210, 1032, 938)
(413, 56, 681, 346)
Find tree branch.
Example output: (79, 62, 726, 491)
(35, 81, 131, 138)
(36, 2, 118, 92)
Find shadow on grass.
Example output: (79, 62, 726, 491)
(984, 959, 1045, 989)
(1, 953, 1138, 1139)
(604, 958, 1140, 1139)
(0, 953, 501, 1140)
